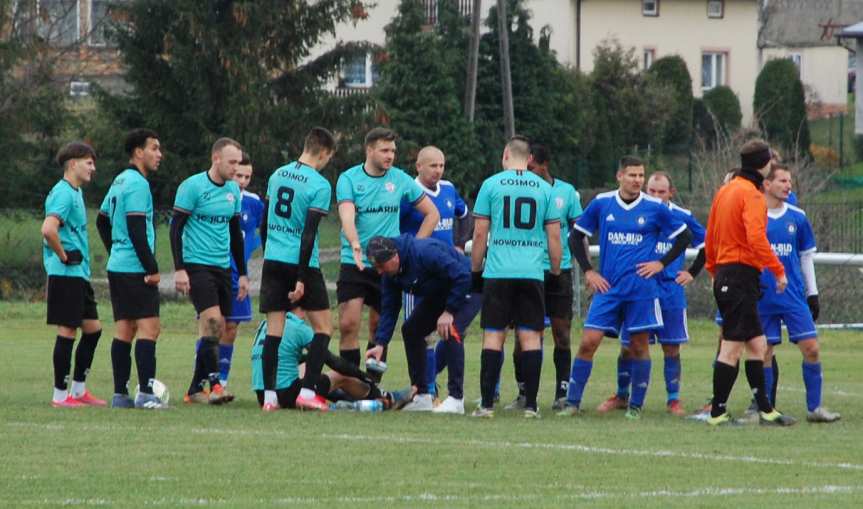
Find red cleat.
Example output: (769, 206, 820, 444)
(51, 396, 87, 408)
(295, 394, 329, 412)
(596, 394, 629, 413)
(72, 391, 107, 407)
(667, 399, 686, 417)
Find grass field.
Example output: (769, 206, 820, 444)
(1, 301, 862, 508)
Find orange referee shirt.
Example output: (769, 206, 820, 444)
(705, 176, 785, 278)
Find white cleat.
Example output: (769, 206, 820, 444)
(432, 396, 465, 415)
(402, 393, 434, 412)
(807, 407, 841, 423)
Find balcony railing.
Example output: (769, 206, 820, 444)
(423, 0, 473, 26)
(332, 86, 371, 98)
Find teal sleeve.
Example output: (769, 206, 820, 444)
(310, 181, 332, 213)
(46, 189, 72, 223)
(125, 182, 149, 214)
(174, 179, 197, 212)
(336, 174, 353, 203)
(569, 189, 583, 220)
(403, 173, 424, 204)
(543, 190, 560, 223)
(473, 182, 491, 218)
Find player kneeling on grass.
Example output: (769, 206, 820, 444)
(251, 310, 406, 410)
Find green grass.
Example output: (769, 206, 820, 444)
(1, 301, 862, 508)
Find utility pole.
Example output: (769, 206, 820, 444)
(464, 0, 482, 121)
(497, 0, 515, 138)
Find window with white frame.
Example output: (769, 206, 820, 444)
(37, 0, 79, 45)
(70, 80, 91, 98)
(707, 0, 724, 19)
(643, 48, 655, 70)
(642, 0, 659, 17)
(790, 53, 803, 76)
(89, 0, 115, 46)
(702, 51, 727, 90)
(342, 53, 379, 88)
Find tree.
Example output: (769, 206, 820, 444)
(702, 85, 742, 134)
(96, 0, 374, 206)
(753, 58, 811, 156)
(375, 0, 485, 193)
(647, 55, 693, 149)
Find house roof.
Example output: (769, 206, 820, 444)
(761, 0, 863, 48)
(837, 21, 863, 38)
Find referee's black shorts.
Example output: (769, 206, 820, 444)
(259, 260, 330, 313)
(186, 264, 232, 316)
(713, 263, 763, 341)
(336, 263, 382, 313)
(46, 276, 98, 327)
(108, 272, 160, 321)
(481, 278, 546, 332)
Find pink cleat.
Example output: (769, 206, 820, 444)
(52, 396, 87, 408)
(262, 402, 281, 412)
(73, 391, 107, 407)
(295, 394, 329, 412)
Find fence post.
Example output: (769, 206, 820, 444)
(839, 114, 845, 169)
(573, 269, 582, 321)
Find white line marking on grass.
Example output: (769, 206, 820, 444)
(12, 485, 863, 506)
(781, 385, 860, 398)
(7, 421, 863, 472)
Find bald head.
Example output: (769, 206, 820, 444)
(416, 145, 446, 189)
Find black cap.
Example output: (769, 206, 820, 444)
(366, 236, 398, 264)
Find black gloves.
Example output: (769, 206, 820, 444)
(63, 250, 83, 265)
(807, 295, 820, 322)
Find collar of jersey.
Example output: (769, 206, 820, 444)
(205, 170, 226, 187)
(767, 202, 788, 220)
(362, 165, 388, 178)
(415, 176, 441, 196)
(614, 191, 643, 211)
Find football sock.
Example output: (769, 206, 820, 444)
(218, 344, 234, 385)
(340, 348, 361, 367)
(771, 355, 780, 406)
(744, 360, 772, 413)
(135, 339, 157, 394)
(262, 334, 282, 391)
(763, 365, 775, 407)
(299, 388, 316, 400)
(200, 336, 221, 389)
(616, 355, 632, 399)
(445, 337, 465, 400)
(480, 349, 503, 409)
(73, 330, 101, 385)
(630, 359, 652, 409)
(53, 335, 75, 392)
(302, 333, 330, 392)
(802, 361, 822, 412)
(521, 350, 542, 412)
(710, 361, 738, 418)
(425, 345, 437, 396)
(111, 339, 132, 395)
(495, 346, 504, 398)
(512, 347, 524, 394)
(553, 347, 571, 400)
(188, 339, 206, 395)
(566, 358, 593, 408)
(664, 355, 681, 403)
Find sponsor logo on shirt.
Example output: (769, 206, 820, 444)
(277, 170, 308, 184)
(771, 242, 794, 257)
(491, 238, 544, 247)
(499, 178, 540, 188)
(435, 218, 454, 232)
(655, 241, 672, 254)
(606, 214, 615, 221)
(607, 232, 643, 245)
(357, 205, 399, 215)
(194, 214, 231, 224)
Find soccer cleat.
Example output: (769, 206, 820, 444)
(551, 397, 567, 412)
(134, 392, 168, 409)
(807, 407, 841, 423)
(706, 412, 737, 426)
(556, 404, 581, 417)
(759, 410, 797, 427)
(184, 391, 209, 405)
(261, 402, 280, 412)
(432, 396, 465, 415)
(208, 384, 232, 405)
(666, 399, 686, 417)
(295, 393, 329, 412)
(402, 393, 434, 412)
(624, 406, 642, 420)
(72, 390, 107, 407)
(51, 396, 87, 408)
(503, 394, 526, 411)
(596, 394, 628, 413)
(111, 394, 135, 409)
(523, 409, 541, 419)
(471, 407, 494, 418)
(385, 387, 414, 410)
(687, 400, 712, 421)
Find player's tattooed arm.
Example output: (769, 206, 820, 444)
(96, 212, 112, 253)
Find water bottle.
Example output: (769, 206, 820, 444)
(357, 399, 383, 413)
(330, 400, 357, 411)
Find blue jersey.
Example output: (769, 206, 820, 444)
(543, 178, 583, 271)
(400, 178, 467, 245)
(173, 171, 242, 268)
(653, 203, 706, 309)
(43, 179, 91, 280)
(473, 169, 559, 281)
(574, 191, 687, 301)
(99, 168, 155, 274)
(758, 203, 816, 316)
(230, 190, 264, 285)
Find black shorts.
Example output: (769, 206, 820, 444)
(254, 374, 330, 408)
(336, 263, 381, 313)
(187, 264, 232, 316)
(714, 263, 764, 342)
(259, 260, 329, 313)
(46, 276, 98, 328)
(545, 270, 573, 321)
(108, 272, 160, 321)
(481, 278, 546, 331)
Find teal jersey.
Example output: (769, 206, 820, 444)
(43, 179, 91, 280)
(473, 169, 558, 281)
(542, 178, 583, 271)
(264, 161, 331, 267)
(173, 171, 241, 268)
(336, 165, 424, 266)
(250, 313, 314, 391)
(99, 168, 155, 273)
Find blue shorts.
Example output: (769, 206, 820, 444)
(584, 294, 663, 338)
(761, 311, 817, 345)
(226, 286, 252, 323)
(620, 307, 688, 346)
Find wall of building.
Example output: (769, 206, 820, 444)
(762, 46, 850, 113)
